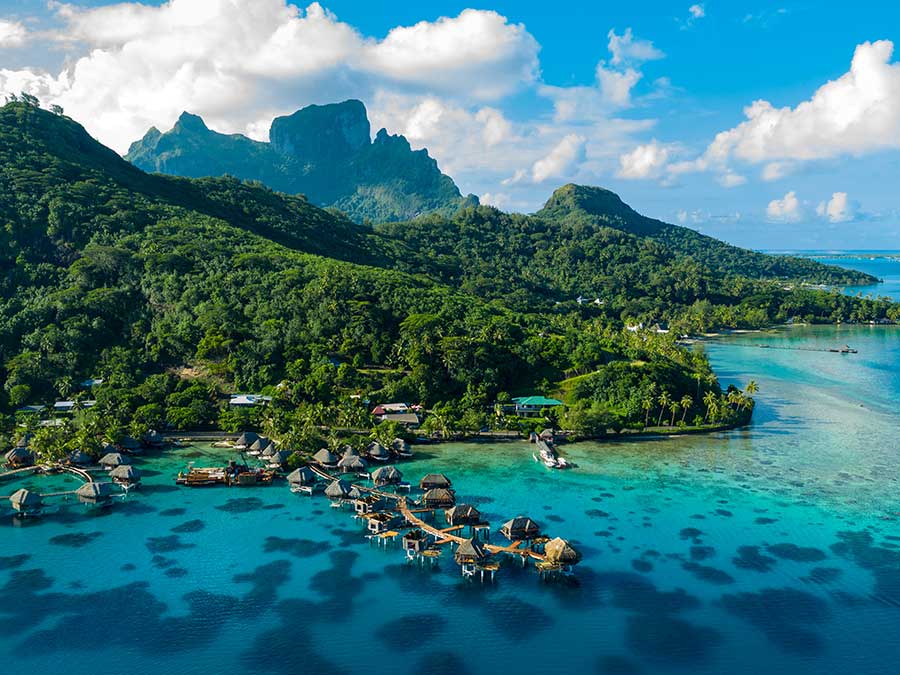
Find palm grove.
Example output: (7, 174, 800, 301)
(1, 100, 895, 460)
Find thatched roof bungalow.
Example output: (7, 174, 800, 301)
(420, 473, 452, 490)
(338, 455, 367, 472)
(324, 479, 353, 500)
(235, 431, 259, 448)
(110, 464, 142, 486)
(544, 537, 582, 565)
(341, 445, 359, 458)
(261, 442, 278, 458)
(500, 516, 541, 541)
(99, 452, 130, 469)
(446, 504, 482, 526)
(366, 442, 390, 462)
(9, 488, 42, 515)
(248, 436, 270, 453)
(454, 538, 489, 565)
(5, 447, 35, 468)
(391, 438, 412, 457)
(76, 482, 113, 506)
(372, 465, 402, 487)
(312, 448, 338, 468)
(287, 467, 317, 487)
(422, 488, 456, 508)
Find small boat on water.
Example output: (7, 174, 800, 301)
(176, 460, 276, 487)
(533, 439, 570, 469)
(829, 344, 858, 354)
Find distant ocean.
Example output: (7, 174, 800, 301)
(766, 250, 900, 300)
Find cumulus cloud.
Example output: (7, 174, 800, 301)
(0, 19, 27, 47)
(607, 28, 664, 66)
(0, 1, 540, 152)
(717, 171, 747, 188)
(766, 191, 802, 222)
(531, 134, 587, 183)
(617, 140, 671, 179)
(704, 40, 900, 166)
(817, 192, 856, 222)
(689, 5, 706, 19)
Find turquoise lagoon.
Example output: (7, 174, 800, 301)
(2, 325, 900, 674)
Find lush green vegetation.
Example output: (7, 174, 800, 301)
(0, 100, 895, 455)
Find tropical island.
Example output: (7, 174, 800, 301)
(0, 97, 896, 465)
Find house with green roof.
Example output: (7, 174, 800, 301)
(510, 396, 563, 418)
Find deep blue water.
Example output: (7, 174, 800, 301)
(799, 251, 900, 300)
(2, 283, 900, 672)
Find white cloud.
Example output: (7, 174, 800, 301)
(617, 140, 671, 179)
(595, 63, 642, 107)
(761, 161, 794, 181)
(717, 171, 747, 188)
(704, 41, 900, 166)
(607, 28, 664, 66)
(766, 191, 802, 222)
(0, 1, 540, 153)
(689, 5, 706, 19)
(0, 20, 27, 48)
(531, 134, 586, 183)
(817, 192, 856, 222)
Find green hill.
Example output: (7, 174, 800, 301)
(126, 100, 476, 224)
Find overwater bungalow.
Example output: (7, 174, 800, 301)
(403, 528, 431, 553)
(446, 504, 482, 527)
(110, 464, 142, 488)
(341, 445, 360, 458)
(267, 450, 292, 469)
(391, 438, 413, 458)
(5, 447, 35, 468)
(500, 516, 541, 541)
(67, 450, 94, 467)
(372, 465, 403, 487)
(234, 431, 259, 449)
(287, 466, 317, 489)
(539, 428, 555, 442)
(261, 442, 278, 458)
(419, 473, 452, 490)
(354, 494, 384, 515)
(247, 436, 270, 455)
(422, 487, 456, 508)
(324, 479, 353, 501)
(312, 448, 338, 468)
(544, 537, 582, 566)
(76, 482, 114, 507)
(338, 455, 367, 473)
(366, 442, 391, 462)
(98, 452, 130, 469)
(9, 488, 42, 517)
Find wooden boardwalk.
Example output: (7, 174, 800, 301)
(0, 463, 94, 500)
(307, 462, 547, 562)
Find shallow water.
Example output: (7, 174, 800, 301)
(2, 324, 900, 675)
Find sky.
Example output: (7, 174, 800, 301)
(1, 0, 899, 249)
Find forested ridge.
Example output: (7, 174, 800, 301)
(0, 101, 895, 443)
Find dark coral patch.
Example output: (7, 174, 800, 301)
(733, 546, 777, 573)
(171, 519, 205, 534)
(682, 562, 734, 585)
(264, 537, 331, 559)
(374, 613, 447, 651)
(146, 535, 194, 553)
(766, 544, 827, 563)
(49, 532, 103, 548)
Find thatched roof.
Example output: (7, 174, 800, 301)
(271, 450, 292, 464)
(236, 431, 259, 446)
(420, 473, 452, 489)
(341, 445, 360, 458)
(99, 452, 130, 467)
(261, 442, 278, 457)
(313, 448, 338, 466)
(422, 488, 455, 507)
(287, 467, 316, 486)
(454, 538, 489, 564)
(544, 537, 582, 565)
(76, 482, 113, 500)
(348, 485, 362, 499)
(15, 434, 33, 448)
(338, 455, 367, 471)
(248, 436, 270, 452)
(324, 479, 352, 499)
(446, 504, 481, 523)
(367, 442, 390, 459)
(9, 488, 42, 510)
(110, 465, 141, 481)
(539, 428, 555, 440)
(391, 437, 411, 452)
(500, 516, 541, 540)
(5, 447, 35, 464)
(372, 465, 402, 485)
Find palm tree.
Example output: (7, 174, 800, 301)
(680, 395, 693, 423)
(657, 391, 671, 427)
(703, 391, 717, 423)
(745, 380, 759, 396)
(641, 397, 654, 428)
(669, 400, 680, 426)
(694, 372, 703, 398)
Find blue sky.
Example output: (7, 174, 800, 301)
(1, 0, 899, 249)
